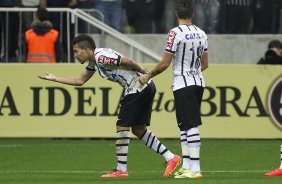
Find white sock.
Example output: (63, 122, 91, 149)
(280, 145, 282, 169)
(180, 131, 190, 170)
(116, 130, 130, 172)
(187, 127, 201, 173)
(140, 129, 174, 161)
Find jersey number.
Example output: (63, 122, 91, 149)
(190, 41, 204, 69)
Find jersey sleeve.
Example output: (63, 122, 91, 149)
(95, 48, 121, 67)
(85, 61, 96, 73)
(165, 29, 179, 54)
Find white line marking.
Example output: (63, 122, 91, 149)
(0, 144, 24, 148)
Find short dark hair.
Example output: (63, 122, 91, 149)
(176, 0, 194, 19)
(268, 40, 282, 49)
(72, 34, 96, 50)
(36, 8, 49, 21)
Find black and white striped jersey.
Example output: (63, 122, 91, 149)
(165, 24, 208, 91)
(85, 48, 149, 96)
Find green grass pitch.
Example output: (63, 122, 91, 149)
(0, 139, 281, 184)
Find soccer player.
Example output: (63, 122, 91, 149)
(139, 0, 208, 179)
(264, 145, 282, 176)
(38, 34, 181, 178)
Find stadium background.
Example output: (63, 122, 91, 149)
(0, 1, 282, 182)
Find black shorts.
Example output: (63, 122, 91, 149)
(116, 81, 156, 127)
(173, 85, 204, 131)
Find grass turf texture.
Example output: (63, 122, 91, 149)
(0, 139, 281, 184)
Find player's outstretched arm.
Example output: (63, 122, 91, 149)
(139, 52, 173, 85)
(38, 70, 94, 86)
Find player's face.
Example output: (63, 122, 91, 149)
(73, 44, 88, 64)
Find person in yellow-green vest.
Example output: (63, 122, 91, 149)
(24, 7, 61, 63)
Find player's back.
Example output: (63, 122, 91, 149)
(165, 24, 208, 90)
(172, 24, 207, 75)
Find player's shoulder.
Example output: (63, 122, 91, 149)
(193, 25, 207, 37)
(95, 48, 111, 53)
(170, 26, 179, 32)
(168, 26, 182, 34)
(166, 27, 182, 39)
(95, 48, 114, 56)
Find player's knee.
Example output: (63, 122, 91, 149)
(131, 127, 146, 138)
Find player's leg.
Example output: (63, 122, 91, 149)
(115, 126, 130, 173)
(264, 144, 282, 176)
(132, 125, 181, 177)
(131, 81, 180, 176)
(186, 127, 202, 177)
(280, 144, 282, 169)
(132, 125, 174, 161)
(129, 81, 172, 160)
(175, 127, 202, 179)
(101, 126, 130, 178)
(174, 131, 191, 176)
(175, 129, 202, 179)
(173, 86, 204, 179)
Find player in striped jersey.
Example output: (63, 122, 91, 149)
(38, 34, 181, 178)
(264, 145, 282, 176)
(139, 0, 208, 179)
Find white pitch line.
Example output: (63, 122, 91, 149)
(0, 170, 268, 174)
(0, 144, 25, 148)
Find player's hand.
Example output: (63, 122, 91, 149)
(140, 67, 149, 74)
(38, 72, 56, 81)
(139, 73, 150, 85)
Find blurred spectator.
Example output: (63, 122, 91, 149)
(24, 8, 61, 63)
(0, 0, 21, 62)
(192, 0, 220, 34)
(153, 0, 165, 33)
(94, 0, 123, 32)
(39, 0, 77, 62)
(124, 0, 156, 33)
(257, 40, 282, 64)
(163, 0, 177, 33)
(21, 0, 40, 32)
(252, 0, 282, 34)
(76, 0, 96, 33)
(218, 0, 253, 34)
